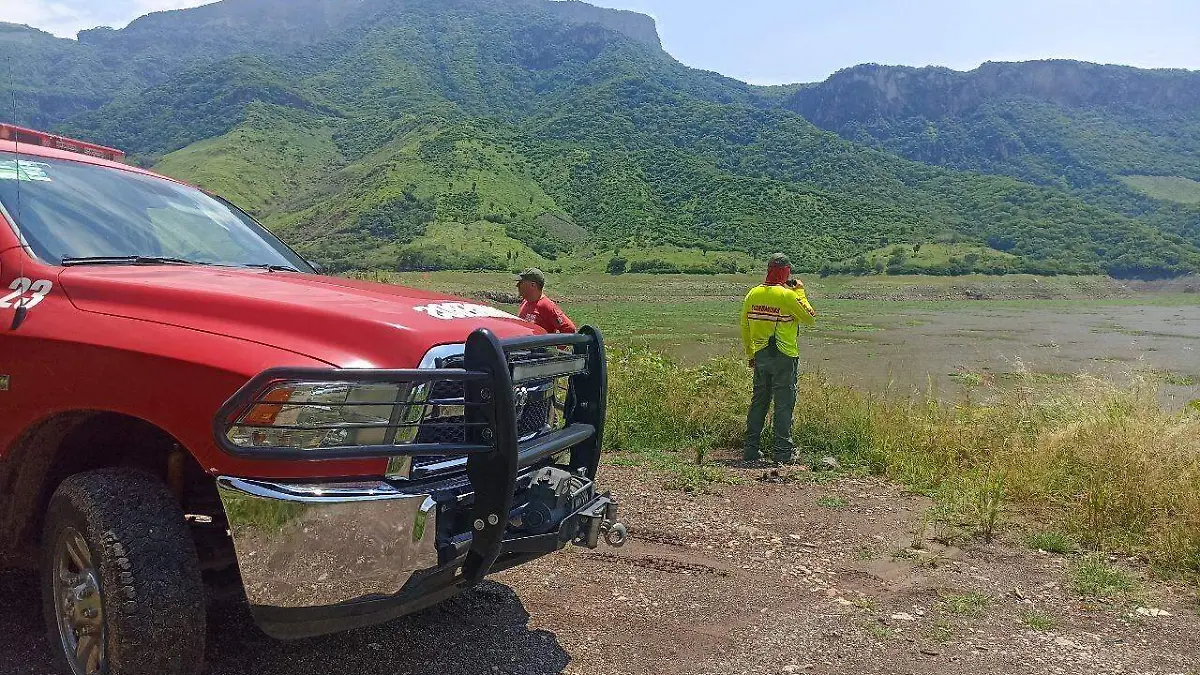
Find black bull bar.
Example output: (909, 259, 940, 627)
(213, 326, 618, 588)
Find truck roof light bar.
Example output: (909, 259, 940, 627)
(0, 123, 126, 162)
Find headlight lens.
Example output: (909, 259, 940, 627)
(226, 381, 426, 450)
(225, 350, 581, 453)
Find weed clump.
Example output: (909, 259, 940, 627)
(941, 591, 992, 615)
(1020, 610, 1056, 631)
(817, 495, 850, 509)
(1026, 531, 1079, 555)
(1070, 554, 1140, 598)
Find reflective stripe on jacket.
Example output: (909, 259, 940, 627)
(740, 284, 816, 358)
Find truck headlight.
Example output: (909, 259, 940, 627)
(225, 381, 426, 450)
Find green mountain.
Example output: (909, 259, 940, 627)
(785, 61, 1200, 190)
(784, 61, 1200, 241)
(3, 1, 1199, 278)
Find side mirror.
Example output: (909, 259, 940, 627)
(307, 260, 324, 275)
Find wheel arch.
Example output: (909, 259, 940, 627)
(0, 410, 212, 569)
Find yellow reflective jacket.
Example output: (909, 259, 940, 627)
(793, 287, 817, 319)
(741, 284, 816, 358)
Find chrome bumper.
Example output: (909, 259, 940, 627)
(216, 478, 438, 610)
(217, 467, 626, 639)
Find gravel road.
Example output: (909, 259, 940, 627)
(4, 464, 1197, 675)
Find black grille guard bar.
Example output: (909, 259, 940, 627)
(211, 326, 608, 585)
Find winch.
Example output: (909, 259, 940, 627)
(521, 467, 627, 548)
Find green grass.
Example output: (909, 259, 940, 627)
(603, 345, 1200, 579)
(865, 622, 896, 641)
(1026, 531, 1078, 555)
(948, 370, 985, 386)
(926, 617, 955, 642)
(155, 102, 342, 216)
(847, 242, 1018, 272)
(568, 245, 758, 275)
(940, 591, 992, 615)
(399, 221, 550, 270)
(1070, 555, 1140, 598)
(818, 495, 850, 509)
(664, 462, 741, 493)
(1120, 175, 1200, 205)
(605, 452, 739, 494)
(853, 546, 878, 561)
(1020, 609, 1057, 631)
(1162, 372, 1197, 386)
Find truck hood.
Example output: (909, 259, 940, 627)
(59, 266, 538, 368)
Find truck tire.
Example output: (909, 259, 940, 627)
(41, 468, 206, 675)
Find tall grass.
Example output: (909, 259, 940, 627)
(605, 347, 1200, 578)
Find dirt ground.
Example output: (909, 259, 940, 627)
(3, 463, 1198, 675)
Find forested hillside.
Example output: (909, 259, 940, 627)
(2, 0, 1198, 278)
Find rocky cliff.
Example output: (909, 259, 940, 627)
(546, 0, 661, 48)
(788, 60, 1200, 127)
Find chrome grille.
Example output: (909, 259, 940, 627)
(409, 348, 572, 472)
(518, 396, 553, 438)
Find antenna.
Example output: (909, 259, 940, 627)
(7, 52, 28, 330)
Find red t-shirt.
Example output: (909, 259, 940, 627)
(519, 295, 577, 334)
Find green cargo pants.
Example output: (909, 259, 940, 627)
(744, 342, 799, 462)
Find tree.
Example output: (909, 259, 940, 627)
(886, 248, 909, 275)
(606, 256, 629, 275)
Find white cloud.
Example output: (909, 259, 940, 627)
(2, 2, 84, 38)
(1, 0, 215, 39)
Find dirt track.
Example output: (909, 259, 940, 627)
(4, 464, 1198, 674)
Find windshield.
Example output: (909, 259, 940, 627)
(0, 152, 312, 270)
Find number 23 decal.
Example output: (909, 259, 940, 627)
(0, 277, 53, 310)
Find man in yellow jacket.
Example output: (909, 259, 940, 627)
(741, 254, 816, 464)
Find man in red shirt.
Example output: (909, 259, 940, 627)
(516, 268, 577, 334)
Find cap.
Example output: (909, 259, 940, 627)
(515, 267, 546, 286)
(768, 253, 791, 268)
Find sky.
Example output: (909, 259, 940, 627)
(4, 0, 1200, 84)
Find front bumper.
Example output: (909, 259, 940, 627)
(217, 467, 623, 639)
(214, 327, 623, 639)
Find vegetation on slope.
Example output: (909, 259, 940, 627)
(1120, 176, 1200, 205)
(12, 0, 1200, 278)
(152, 103, 343, 215)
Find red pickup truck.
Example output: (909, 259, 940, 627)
(0, 124, 625, 675)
